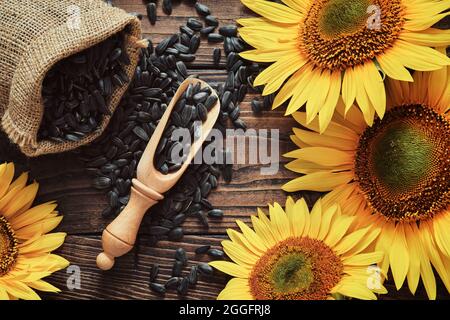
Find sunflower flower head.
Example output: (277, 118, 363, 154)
(210, 197, 386, 300)
(283, 65, 450, 299)
(0, 162, 69, 300)
(239, 0, 450, 131)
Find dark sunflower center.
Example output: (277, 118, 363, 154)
(249, 237, 343, 300)
(0, 215, 19, 276)
(319, 0, 370, 37)
(355, 105, 450, 222)
(301, 0, 404, 70)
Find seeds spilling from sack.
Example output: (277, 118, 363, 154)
(154, 83, 218, 174)
(38, 29, 131, 143)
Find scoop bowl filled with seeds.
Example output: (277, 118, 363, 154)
(97, 78, 220, 270)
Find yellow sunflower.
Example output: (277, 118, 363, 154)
(0, 162, 69, 300)
(239, 0, 450, 131)
(282, 64, 449, 299)
(210, 197, 386, 300)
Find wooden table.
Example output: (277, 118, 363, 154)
(2, 0, 449, 300)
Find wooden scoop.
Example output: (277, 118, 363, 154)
(96, 78, 220, 270)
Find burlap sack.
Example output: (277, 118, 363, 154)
(0, 0, 143, 157)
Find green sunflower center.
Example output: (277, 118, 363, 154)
(249, 237, 343, 300)
(0, 215, 19, 276)
(372, 124, 434, 193)
(271, 253, 314, 294)
(355, 105, 450, 222)
(319, 0, 370, 37)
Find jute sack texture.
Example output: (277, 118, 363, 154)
(0, 0, 142, 156)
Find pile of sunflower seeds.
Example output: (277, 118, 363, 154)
(154, 82, 218, 174)
(39, 29, 131, 142)
(87, 0, 263, 296)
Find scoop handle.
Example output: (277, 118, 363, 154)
(96, 180, 163, 270)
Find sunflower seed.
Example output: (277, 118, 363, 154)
(207, 33, 224, 43)
(147, 3, 157, 25)
(178, 53, 196, 62)
(195, 3, 210, 16)
(133, 126, 149, 141)
(207, 248, 225, 259)
(188, 266, 198, 285)
(165, 277, 180, 289)
(189, 34, 201, 53)
(195, 245, 211, 254)
(150, 264, 159, 282)
(172, 260, 183, 277)
(198, 263, 213, 275)
(177, 277, 189, 295)
(162, 0, 172, 15)
(207, 209, 223, 218)
(180, 25, 194, 37)
(93, 176, 111, 189)
(205, 15, 218, 26)
(213, 48, 221, 66)
(150, 283, 166, 294)
(219, 25, 238, 37)
(187, 18, 203, 31)
(175, 248, 188, 265)
(168, 227, 184, 241)
(200, 26, 215, 36)
(204, 94, 218, 110)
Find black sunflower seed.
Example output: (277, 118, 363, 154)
(207, 33, 224, 43)
(200, 26, 215, 36)
(198, 263, 213, 275)
(205, 15, 218, 26)
(213, 48, 221, 66)
(180, 25, 194, 37)
(194, 3, 210, 16)
(175, 248, 188, 265)
(155, 38, 171, 56)
(207, 209, 224, 218)
(165, 277, 180, 289)
(187, 18, 203, 31)
(150, 283, 166, 294)
(204, 94, 218, 110)
(180, 33, 191, 46)
(219, 25, 238, 37)
(188, 266, 198, 285)
(176, 61, 188, 78)
(133, 126, 150, 141)
(172, 260, 183, 277)
(93, 177, 111, 190)
(193, 92, 209, 104)
(195, 245, 211, 254)
(207, 248, 225, 259)
(173, 213, 186, 226)
(178, 53, 196, 62)
(162, 0, 172, 15)
(189, 34, 201, 53)
(168, 227, 184, 241)
(177, 277, 189, 295)
(150, 264, 159, 282)
(147, 3, 157, 25)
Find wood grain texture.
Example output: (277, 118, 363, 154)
(1, 0, 448, 300)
